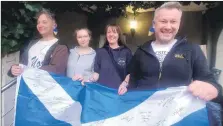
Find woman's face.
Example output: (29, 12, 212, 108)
(37, 14, 55, 36)
(106, 26, 119, 45)
(76, 29, 90, 48)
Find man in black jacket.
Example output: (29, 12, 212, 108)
(124, 2, 222, 103)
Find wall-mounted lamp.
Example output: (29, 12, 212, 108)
(130, 20, 137, 37)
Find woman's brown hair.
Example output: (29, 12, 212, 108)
(103, 23, 126, 47)
(73, 28, 92, 40)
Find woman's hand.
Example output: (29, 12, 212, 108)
(89, 72, 99, 82)
(118, 81, 128, 95)
(72, 74, 84, 81)
(81, 73, 99, 86)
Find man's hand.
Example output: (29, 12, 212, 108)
(188, 80, 218, 101)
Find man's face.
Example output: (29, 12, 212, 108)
(154, 8, 182, 43)
(37, 14, 55, 36)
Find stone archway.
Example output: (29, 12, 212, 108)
(215, 28, 223, 86)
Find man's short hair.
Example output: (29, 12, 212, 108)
(36, 8, 56, 21)
(154, 2, 182, 19)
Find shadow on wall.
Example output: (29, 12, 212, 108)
(56, 11, 88, 49)
(178, 11, 202, 44)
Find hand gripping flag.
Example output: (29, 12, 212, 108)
(13, 68, 217, 126)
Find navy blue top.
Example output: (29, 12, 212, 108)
(94, 45, 132, 89)
(128, 37, 222, 93)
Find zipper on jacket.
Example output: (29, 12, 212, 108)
(157, 38, 187, 81)
(158, 67, 162, 80)
(153, 56, 163, 82)
(139, 47, 162, 82)
(140, 38, 187, 87)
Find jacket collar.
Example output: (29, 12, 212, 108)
(139, 36, 187, 55)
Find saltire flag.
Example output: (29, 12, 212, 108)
(148, 21, 155, 36)
(14, 68, 211, 126)
(148, 27, 155, 36)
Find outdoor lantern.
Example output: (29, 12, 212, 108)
(130, 20, 137, 37)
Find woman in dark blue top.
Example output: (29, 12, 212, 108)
(92, 24, 132, 95)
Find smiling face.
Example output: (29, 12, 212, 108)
(106, 26, 119, 45)
(36, 13, 55, 36)
(154, 8, 182, 43)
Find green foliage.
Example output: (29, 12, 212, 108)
(1, 1, 218, 57)
(1, 2, 44, 57)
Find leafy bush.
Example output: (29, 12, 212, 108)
(1, 1, 216, 57)
(1, 2, 43, 57)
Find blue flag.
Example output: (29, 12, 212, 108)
(148, 27, 155, 36)
(14, 68, 211, 126)
(148, 21, 155, 36)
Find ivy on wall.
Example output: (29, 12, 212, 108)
(1, 1, 218, 57)
(1, 2, 44, 57)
